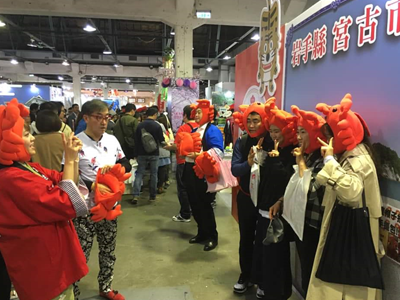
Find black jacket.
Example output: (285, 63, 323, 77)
(257, 144, 296, 211)
(231, 134, 273, 194)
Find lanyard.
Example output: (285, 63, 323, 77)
(18, 162, 43, 178)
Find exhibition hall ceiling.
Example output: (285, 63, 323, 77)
(0, 15, 256, 66)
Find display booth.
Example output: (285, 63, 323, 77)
(234, 0, 400, 298)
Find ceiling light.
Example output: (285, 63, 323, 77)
(101, 82, 106, 86)
(10, 59, 18, 65)
(125, 79, 131, 83)
(113, 63, 121, 68)
(62, 60, 70, 66)
(223, 55, 231, 60)
(170, 30, 175, 36)
(27, 39, 37, 47)
(30, 84, 39, 93)
(103, 49, 112, 55)
(0, 21, 6, 27)
(206, 66, 213, 72)
(251, 34, 260, 41)
(92, 76, 97, 81)
(29, 74, 34, 77)
(83, 24, 96, 32)
(0, 83, 11, 93)
(80, 81, 85, 84)
(58, 76, 64, 81)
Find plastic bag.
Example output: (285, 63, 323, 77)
(282, 165, 311, 241)
(263, 217, 285, 245)
(249, 162, 260, 207)
(206, 148, 238, 193)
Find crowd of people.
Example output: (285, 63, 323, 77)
(231, 95, 383, 300)
(0, 95, 383, 300)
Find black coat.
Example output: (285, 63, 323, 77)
(257, 144, 296, 211)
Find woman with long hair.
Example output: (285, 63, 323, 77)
(307, 94, 383, 300)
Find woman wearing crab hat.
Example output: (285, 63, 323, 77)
(252, 97, 297, 300)
(0, 99, 89, 300)
(306, 94, 383, 300)
(270, 105, 326, 297)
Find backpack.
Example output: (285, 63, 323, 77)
(141, 128, 157, 153)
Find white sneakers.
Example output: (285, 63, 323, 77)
(256, 287, 265, 299)
(172, 214, 191, 223)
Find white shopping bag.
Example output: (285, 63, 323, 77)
(249, 162, 260, 207)
(249, 146, 264, 207)
(282, 165, 311, 241)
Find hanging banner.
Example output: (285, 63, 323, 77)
(284, 0, 400, 196)
(257, 0, 282, 97)
(170, 81, 199, 131)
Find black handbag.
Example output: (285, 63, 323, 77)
(316, 190, 384, 289)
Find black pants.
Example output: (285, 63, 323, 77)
(176, 163, 191, 219)
(0, 251, 11, 300)
(157, 165, 168, 188)
(253, 213, 292, 300)
(183, 162, 218, 240)
(237, 190, 258, 280)
(295, 225, 320, 296)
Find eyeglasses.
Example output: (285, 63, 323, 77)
(89, 114, 112, 122)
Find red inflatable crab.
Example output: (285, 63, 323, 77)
(90, 164, 131, 222)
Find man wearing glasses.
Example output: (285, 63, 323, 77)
(74, 100, 131, 300)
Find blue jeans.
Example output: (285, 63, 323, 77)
(133, 155, 159, 198)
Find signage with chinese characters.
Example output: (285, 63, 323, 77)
(290, 1, 400, 68)
(380, 203, 400, 265)
(257, 0, 281, 97)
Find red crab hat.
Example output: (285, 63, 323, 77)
(291, 105, 326, 154)
(190, 99, 214, 126)
(316, 93, 370, 154)
(0, 98, 31, 165)
(264, 97, 297, 148)
(233, 102, 267, 138)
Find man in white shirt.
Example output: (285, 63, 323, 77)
(74, 100, 131, 300)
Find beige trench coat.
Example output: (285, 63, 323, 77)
(307, 144, 384, 300)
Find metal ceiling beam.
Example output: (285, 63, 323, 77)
(88, 18, 114, 59)
(207, 26, 255, 66)
(48, 16, 57, 49)
(166, 26, 173, 48)
(0, 14, 70, 62)
(206, 25, 211, 60)
(215, 25, 221, 55)
(60, 18, 68, 56)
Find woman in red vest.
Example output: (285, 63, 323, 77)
(0, 99, 89, 300)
